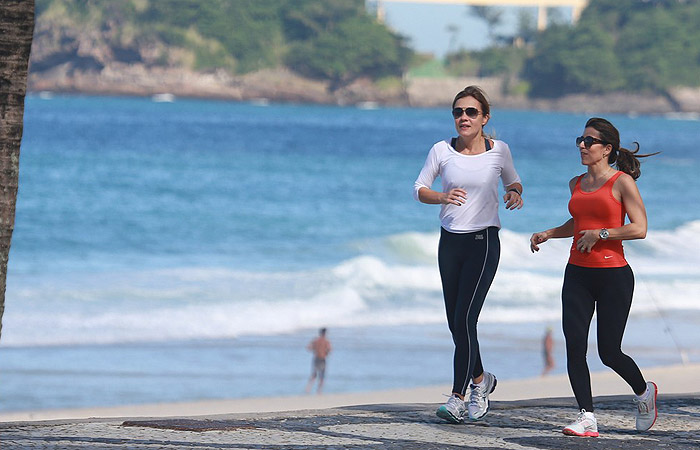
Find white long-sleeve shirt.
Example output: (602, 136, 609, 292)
(413, 139, 521, 233)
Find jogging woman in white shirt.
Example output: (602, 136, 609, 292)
(414, 86, 523, 423)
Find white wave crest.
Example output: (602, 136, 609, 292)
(3, 222, 699, 347)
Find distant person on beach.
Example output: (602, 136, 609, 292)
(530, 117, 659, 437)
(413, 85, 524, 423)
(305, 328, 331, 394)
(542, 327, 555, 376)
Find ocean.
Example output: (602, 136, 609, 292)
(1, 95, 698, 412)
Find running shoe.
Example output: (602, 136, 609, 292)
(634, 381, 658, 431)
(436, 394, 466, 423)
(563, 409, 599, 437)
(467, 371, 497, 420)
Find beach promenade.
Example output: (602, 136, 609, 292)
(2, 364, 698, 449)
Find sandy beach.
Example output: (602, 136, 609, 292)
(2, 363, 697, 422)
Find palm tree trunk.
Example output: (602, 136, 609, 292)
(0, 0, 35, 341)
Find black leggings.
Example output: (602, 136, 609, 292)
(438, 227, 500, 396)
(562, 263, 647, 411)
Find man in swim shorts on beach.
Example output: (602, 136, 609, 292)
(306, 328, 331, 394)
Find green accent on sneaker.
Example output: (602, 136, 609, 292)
(436, 405, 463, 424)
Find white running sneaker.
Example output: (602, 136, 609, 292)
(634, 381, 658, 431)
(436, 394, 466, 423)
(467, 371, 497, 420)
(563, 409, 599, 437)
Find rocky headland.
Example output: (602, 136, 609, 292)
(27, 20, 700, 115)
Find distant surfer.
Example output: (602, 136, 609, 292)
(305, 328, 331, 394)
(413, 85, 524, 423)
(530, 117, 659, 437)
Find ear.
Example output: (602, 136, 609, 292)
(482, 114, 490, 127)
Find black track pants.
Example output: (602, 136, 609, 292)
(562, 263, 647, 411)
(438, 226, 500, 396)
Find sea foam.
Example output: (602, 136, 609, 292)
(3, 223, 699, 347)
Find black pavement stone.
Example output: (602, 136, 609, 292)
(1, 394, 698, 449)
(119, 394, 700, 449)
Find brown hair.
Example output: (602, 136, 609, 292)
(452, 85, 490, 117)
(584, 117, 659, 180)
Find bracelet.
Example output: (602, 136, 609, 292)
(507, 188, 521, 196)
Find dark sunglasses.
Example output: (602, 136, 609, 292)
(575, 135, 606, 148)
(452, 107, 481, 119)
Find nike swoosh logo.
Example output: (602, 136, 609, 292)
(604, 256, 613, 259)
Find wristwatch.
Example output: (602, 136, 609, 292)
(599, 228, 609, 240)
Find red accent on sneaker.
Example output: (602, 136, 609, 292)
(647, 381, 658, 430)
(563, 427, 599, 437)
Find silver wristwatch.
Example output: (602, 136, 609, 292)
(599, 228, 609, 240)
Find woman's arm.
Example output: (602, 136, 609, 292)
(414, 145, 468, 206)
(530, 176, 577, 252)
(503, 182, 523, 210)
(418, 186, 466, 206)
(500, 142, 523, 210)
(414, 146, 443, 204)
(530, 218, 575, 252)
(610, 174, 647, 240)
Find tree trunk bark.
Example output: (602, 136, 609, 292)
(0, 0, 35, 341)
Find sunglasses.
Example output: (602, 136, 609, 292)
(575, 136, 606, 148)
(452, 107, 481, 119)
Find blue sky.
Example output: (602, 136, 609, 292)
(377, 3, 570, 57)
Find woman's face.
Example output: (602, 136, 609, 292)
(578, 126, 611, 166)
(453, 96, 488, 140)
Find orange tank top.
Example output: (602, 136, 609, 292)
(568, 171, 627, 268)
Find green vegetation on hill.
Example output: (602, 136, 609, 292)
(446, 0, 700, 97)
(34, 0, 700, 98)
(35, 0, 412, 85)
(525, 0, 700, 97)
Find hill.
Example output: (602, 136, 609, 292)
(28, 0, 411, 104)
(26, 0, 700, 112)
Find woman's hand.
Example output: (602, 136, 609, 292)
(530, 231, 549, 253)
(576, 230, 599, 253)
(503, 191, 523, 210)
(441, 188, 467, 206)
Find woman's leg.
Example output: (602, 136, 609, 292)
(562, 264, 596, 411)
(438, 228, 463, 372)
(439, 227, 500, 397)
(594, 265, 647, 395)
(466, 228, 500, 385)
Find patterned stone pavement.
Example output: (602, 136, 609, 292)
(2, 394, 698, 449)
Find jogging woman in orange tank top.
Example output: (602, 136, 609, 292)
(529, 118, 659, 437)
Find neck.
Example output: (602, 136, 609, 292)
(587, 162, 613, 179)
(456, 133, 482, 152)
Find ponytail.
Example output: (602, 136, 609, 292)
(610, 142, 659, 180)
(585, 117, 660, 180)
